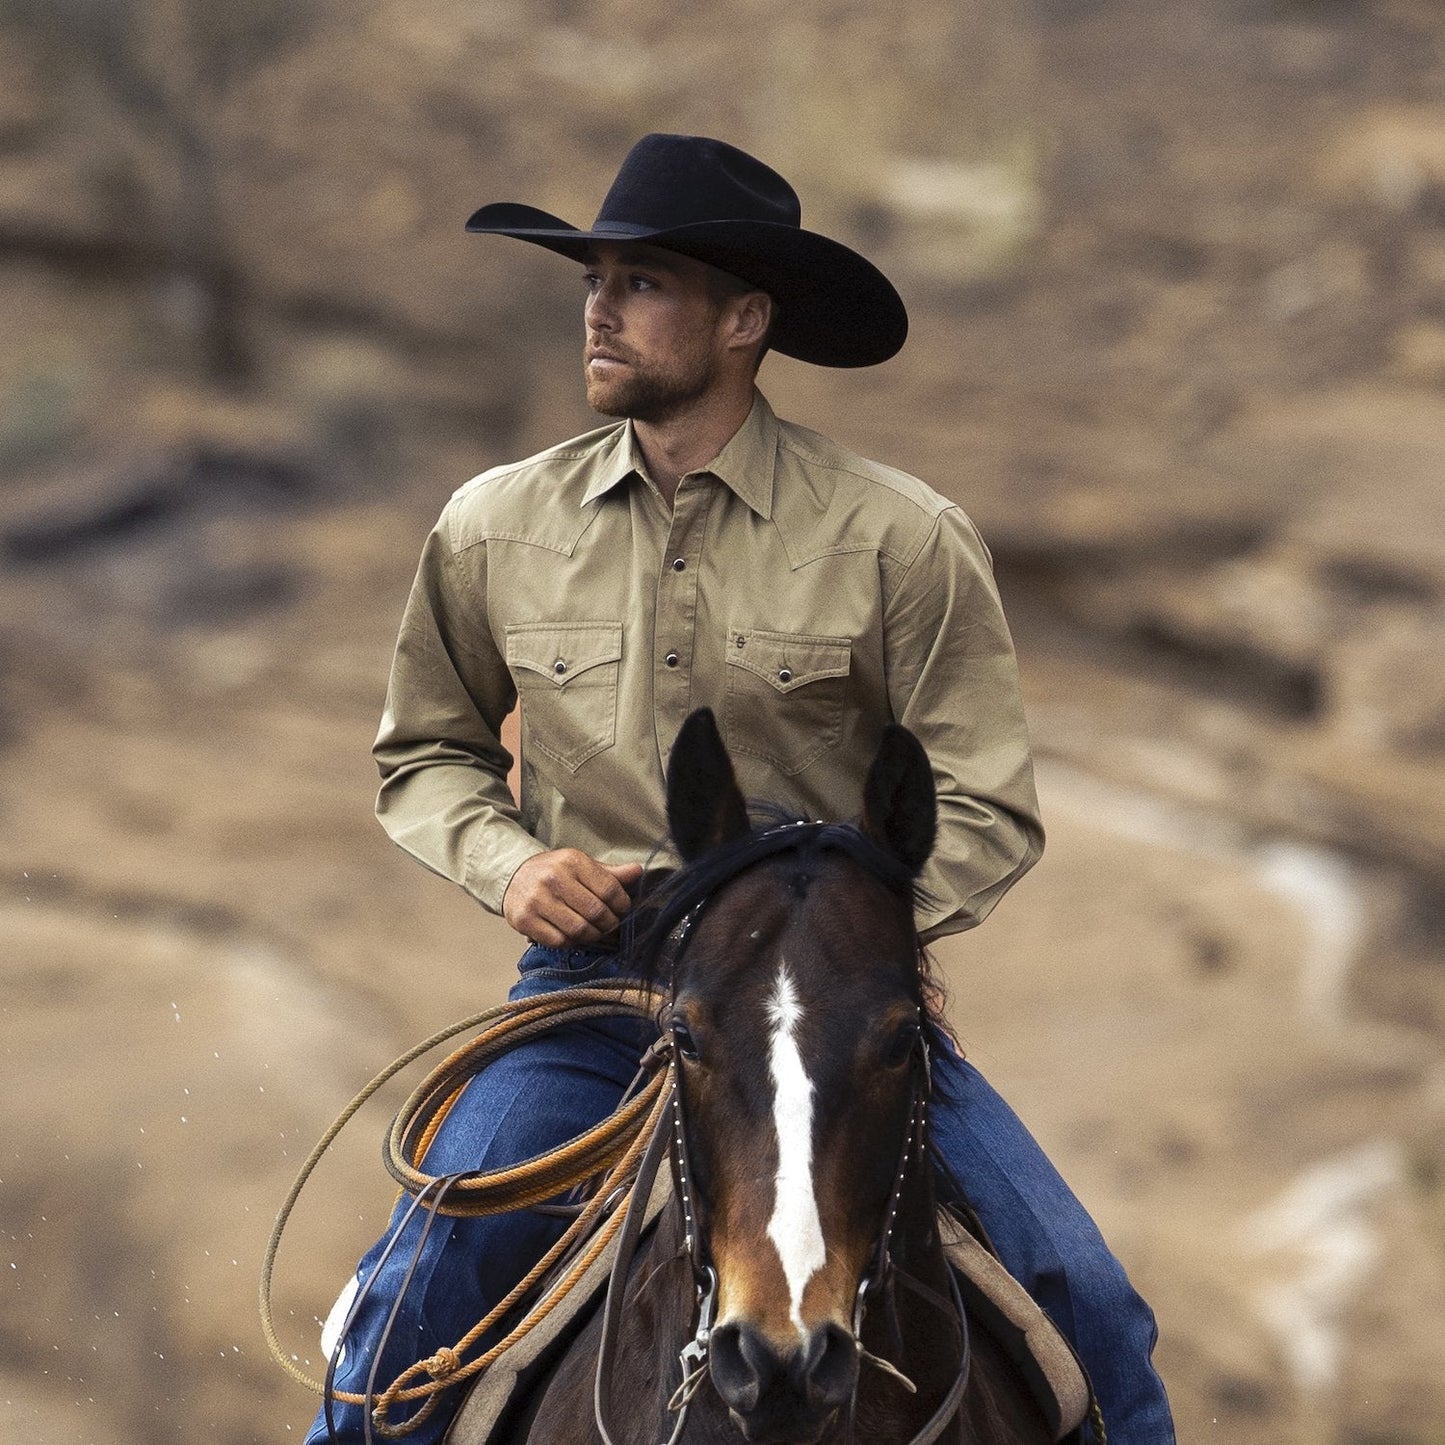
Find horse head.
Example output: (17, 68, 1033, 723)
(646, 708, 939, 1443)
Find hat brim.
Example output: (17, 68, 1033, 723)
(464, 203, 907, 369)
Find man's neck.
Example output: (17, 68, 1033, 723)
(632, 386, 756, 507)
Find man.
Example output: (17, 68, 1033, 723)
(309, 134, 1175, 1443)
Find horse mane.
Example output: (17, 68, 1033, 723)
(621, 804, 955, 1048)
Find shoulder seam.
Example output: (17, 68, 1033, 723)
(776, 431, 951, 517)
(452, 421, 627, 498)
(881, 507, 955, 609)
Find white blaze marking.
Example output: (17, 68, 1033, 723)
(764, 964, 826, 1335)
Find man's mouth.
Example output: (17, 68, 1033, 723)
(587, 349, 629, 368)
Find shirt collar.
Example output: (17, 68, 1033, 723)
(579, 390, 778, 519)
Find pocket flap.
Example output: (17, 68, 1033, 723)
(726, 628, 851, 693)
(507, 621, 623, 687)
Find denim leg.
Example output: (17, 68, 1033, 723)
(306, 948, 652, 1445)
(929, 1042, 1176, 1445)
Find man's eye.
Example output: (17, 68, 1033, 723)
(629, 274, 656, 291)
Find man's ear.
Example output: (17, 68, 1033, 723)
(859, 725, 936, 875)
(667, 709, 750, 862)
(726, 290, 773, 354)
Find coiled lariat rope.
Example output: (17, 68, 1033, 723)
(259, 982, 670, 1437)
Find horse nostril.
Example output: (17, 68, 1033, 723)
(796, 1321, 859, 1410)
(710, 1321, 781, 1413)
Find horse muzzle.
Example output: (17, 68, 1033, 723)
(709, 1318, 859, 1442)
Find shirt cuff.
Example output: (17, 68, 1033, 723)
(464, 826, 548, 915)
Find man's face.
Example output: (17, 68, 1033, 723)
(581, 243, 735, 423)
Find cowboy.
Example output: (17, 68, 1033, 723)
(308, 134, 1175, 1444)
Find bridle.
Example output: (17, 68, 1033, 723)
(594, 876, 973, 1445)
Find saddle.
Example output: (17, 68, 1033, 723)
(935, 1206, 1092, 1443)
(444, 1173, 1093, 1444)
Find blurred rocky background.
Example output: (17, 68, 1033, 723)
(2, 0, 1444, 1440)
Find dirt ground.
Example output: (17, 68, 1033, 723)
(2, 0, 1445, 1441)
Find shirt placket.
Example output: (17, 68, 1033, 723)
(652, 476, 717, 771)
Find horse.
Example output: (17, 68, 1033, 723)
(475, 708, 1058, 1445)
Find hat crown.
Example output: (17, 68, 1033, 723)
(591, 133, 802, 235)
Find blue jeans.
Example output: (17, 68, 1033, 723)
(307, 947, 1174, 1444)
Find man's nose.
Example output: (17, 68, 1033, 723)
(585, 279, 617, 332)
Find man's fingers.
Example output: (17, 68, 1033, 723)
(535, 899, 607, 945)
(515, 892, 605, 947)
(593, 861, 644, 913)
(548, 872, 623, 935)
(527, 856, 623, 938)
(521, 916, 568, 949)
(605, 861, 646, 889)
(503, 849, 645, 945)
(568, 857, 639, 918)
(504, 852, 586, 943)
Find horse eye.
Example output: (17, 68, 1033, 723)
(880, 1020, 920, 1069)
(671, 1020, 700, 1061)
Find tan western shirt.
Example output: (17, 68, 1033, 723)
(374, 391, 1043, 940)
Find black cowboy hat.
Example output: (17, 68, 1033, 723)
(464, 133, 907, 369)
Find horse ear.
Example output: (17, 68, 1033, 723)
(667, 708, 750, 861)
(860, 725, 936, 874)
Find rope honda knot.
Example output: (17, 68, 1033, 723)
(427, 1346, 461, 1380)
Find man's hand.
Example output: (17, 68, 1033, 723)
(502, 849, 646, 947)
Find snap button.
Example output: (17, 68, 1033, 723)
(553, 660, 567, 676)
(665, 651, 680, 668)
(671, 557, 686, 572)
(778, 668, 793, 683)
(735, 634, 746, 648)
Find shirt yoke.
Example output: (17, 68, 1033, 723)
(440, 408, 962, 575)
(446, 422, 626, 556)
(772, 418, 955, 572)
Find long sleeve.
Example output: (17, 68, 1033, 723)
(372, 501, 546, 914)
(883, 506, 1045, 941)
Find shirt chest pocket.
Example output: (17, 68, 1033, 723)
(506, 621, 622, 772)
(723, 628, 852, 775)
